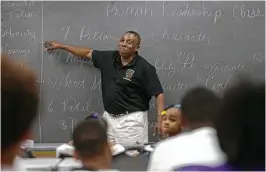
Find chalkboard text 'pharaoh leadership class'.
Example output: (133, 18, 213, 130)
(106, 1, 223, 24)
(233, 4, 265, 19)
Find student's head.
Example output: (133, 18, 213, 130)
(1, 53, 39, 165)
(161, 107, 182, 137)
(84, 113, 108, 131)
(180, 87, 221, 130)
(118, 31, 141, 57)
(215, 78, 265, 170)
(73, 119, 112, 169)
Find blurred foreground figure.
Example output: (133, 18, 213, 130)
(1, 53, 39, 170)
(214, 78, 265, 171)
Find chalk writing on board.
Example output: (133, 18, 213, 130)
(154, 59, 180, 78)
(4, 9, 40, 19)
(162, 81, 188, 92)
(203, 63, 245, 73)
(47, 49, 62, 61)
(47, 72, 87, 90)
(2, 43, 31, 58)
(62, 25, 71, 40)
(59, 117, 77, 133)
(162, 2, 223, 24)
(252, 53, 264, 64)
(80, 26, 119, 41)
(198, 73, 231, 94)
(1, 1, 36, 8)
(59, 120, 68, 130)
(176, 50, 196, 69)
(152, 27, 211, 45)
(1, 28, 36, 44)
(106, 1, 153, 17)
(70, 117, 77, 133)
(65, 53, 93, 67)
(233, 4, 265, 19)
(91, 76, 102, 93)
(47, 50, 92, 67)
(48, 101, 55, 113)
(61, 97, 94, 113)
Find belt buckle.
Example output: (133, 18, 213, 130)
(113, 111, 129, 118)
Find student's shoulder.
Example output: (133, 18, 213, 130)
(155, 133, 192, 150)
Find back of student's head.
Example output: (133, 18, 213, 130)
(73, 118, 110, 160)
(215, 78, 265, 170)
(1, 54, 39, 154)
(84, 113, 108, 131)
(180, 86, 221, 127)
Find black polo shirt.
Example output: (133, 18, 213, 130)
(91, 50, 163, 114)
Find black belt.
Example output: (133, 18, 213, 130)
(110, 110, 136, 118)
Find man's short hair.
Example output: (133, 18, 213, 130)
(1, 54, 39, 150)
(215, 78, 265, 170)
(125, 30, 141, 45)
(73, 119, 108, 158)
(180, 86, 221, 123)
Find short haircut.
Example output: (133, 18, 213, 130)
(1, 54, 39, 150)
(73, 119, 108, 158)
(215, 78, 265, 170)
(180, 86, 221, 123)
(125, 30, 141, 45)
(84, 113, 108, 131)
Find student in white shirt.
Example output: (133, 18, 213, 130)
(147, 87, 226, 171)
(1, 54, 40, 170)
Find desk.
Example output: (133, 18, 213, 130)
(27, 143, 63, 158)
(22, 153, 150, 171)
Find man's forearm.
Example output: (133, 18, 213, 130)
(60, 44, 92, 59)
(156, 93, 165, 121)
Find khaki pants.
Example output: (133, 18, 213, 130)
(103, 111, 148, 147)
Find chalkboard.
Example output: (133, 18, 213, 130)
(1, 1, 265, 143)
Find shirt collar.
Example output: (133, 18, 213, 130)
(115, 51, 139, 68)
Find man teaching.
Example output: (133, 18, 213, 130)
(45, 31, 165, 147)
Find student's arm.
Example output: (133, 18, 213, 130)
(44, 41, 93, 59)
